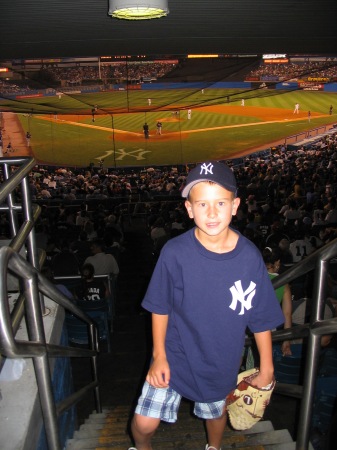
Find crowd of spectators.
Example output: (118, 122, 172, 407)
(0, 80, 30, 94)
(38, 61, 177, 85)
(0, 61, 176, 93)
(247, 61, 337, 81)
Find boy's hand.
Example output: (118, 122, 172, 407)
(146, 356, 170, 388)
(281, 340, 292, 356)
(251, 370, 274, 389)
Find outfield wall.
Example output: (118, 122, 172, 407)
(140, 81, 249, 90)
(275, 82, 337, 92)
(323, 83, 337, 92)
(2, 81, 337, 100)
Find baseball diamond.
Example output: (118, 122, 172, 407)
(1, 88, 337, 167)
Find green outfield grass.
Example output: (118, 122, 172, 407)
(10, 88, 337, 168)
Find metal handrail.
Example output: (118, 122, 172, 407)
(0, 157, 102, 450)
(272, 238, 337, 290)
(269, 238, 337, 449)
(0, 245, 102, 450)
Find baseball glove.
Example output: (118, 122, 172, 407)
(226, 368, 276, 430)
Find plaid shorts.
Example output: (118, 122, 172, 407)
(135, 381, 226, 423)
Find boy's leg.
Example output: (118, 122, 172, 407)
(205, 409, 227, 450)
(130, 413, 161, 450)
(130, 381, 181, 449)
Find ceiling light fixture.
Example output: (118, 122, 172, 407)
(108, 0, 169, 20)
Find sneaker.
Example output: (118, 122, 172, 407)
(128, 448, 138, 450)
(205, 446, 221, 450)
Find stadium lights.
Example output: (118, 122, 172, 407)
(108, 0, 169, 20)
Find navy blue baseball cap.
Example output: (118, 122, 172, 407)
(182, 161, 237, 198)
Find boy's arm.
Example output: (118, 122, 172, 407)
(281, 283, 292, 356)
(146, 313, 170, 388)
(252, 330, 274, 388)
(103, 280, 110, 299)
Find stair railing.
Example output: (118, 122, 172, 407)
(0, 157, 102, 450)
(262, 238, 337, 450)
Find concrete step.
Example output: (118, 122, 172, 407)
(75, 419, 274, 439)
(66, 406, 312, 450)
(67, 426, 294, 449)
(222, 429, 293, 447)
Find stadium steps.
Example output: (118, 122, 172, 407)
(65, 403, 310, 449)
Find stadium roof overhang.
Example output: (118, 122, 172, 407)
(1, 0, 337, 60)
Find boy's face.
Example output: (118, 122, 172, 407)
(82, 268, 92, 279)
(185, 182, 240, 239)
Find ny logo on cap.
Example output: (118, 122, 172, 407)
(200, 162, 213, 175)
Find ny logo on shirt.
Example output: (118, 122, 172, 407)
(229, 280, 256, 315)
(200, 162, 213, 175)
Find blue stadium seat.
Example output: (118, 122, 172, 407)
(65, 299, 111, 352)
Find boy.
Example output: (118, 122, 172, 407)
(76, 263, 109, 302)
(129, 161, 284, 450)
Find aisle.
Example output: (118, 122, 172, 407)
(71, 218, 155, 425)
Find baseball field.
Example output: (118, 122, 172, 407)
(4, 87, 337, 167)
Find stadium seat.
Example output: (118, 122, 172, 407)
(65, 299, 111, 352)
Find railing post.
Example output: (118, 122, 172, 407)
(2, 163, 20, 236)
(296, 259, 329, 450)
(21, 175, 47, 316)
(24, 275, 61, 450)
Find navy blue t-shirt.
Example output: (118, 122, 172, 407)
(142, 227, 284, 403)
